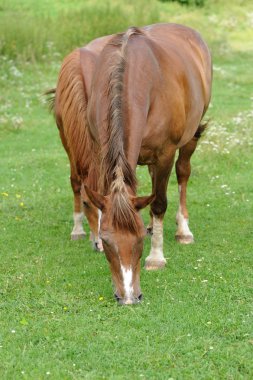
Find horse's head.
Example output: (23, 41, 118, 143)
(85, 185, 154, 305)
(80, 185, 103, 252)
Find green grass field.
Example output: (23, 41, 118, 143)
(1, 0, 253, 378)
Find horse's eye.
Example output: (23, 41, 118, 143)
(83, 201, 89, 208)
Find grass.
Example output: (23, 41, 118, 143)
(0, 0, 159, 61)
(1, 0, 253, 379)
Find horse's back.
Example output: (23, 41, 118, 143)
(138, 23, 212, 149)
(144, 23, 212, 106)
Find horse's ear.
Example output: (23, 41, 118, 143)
(84, 186, 106, 210)
(132, 194, 155, 210)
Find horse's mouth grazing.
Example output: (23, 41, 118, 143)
(114, 293, 143, 305)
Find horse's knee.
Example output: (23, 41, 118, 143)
(70, 176, 81, 194)
(175, 159, 191, 183)
(151, 197, 167, 217)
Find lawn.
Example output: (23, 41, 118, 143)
(0, 0, 253, 379)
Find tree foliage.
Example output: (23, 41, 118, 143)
(159, 0, 205, 6)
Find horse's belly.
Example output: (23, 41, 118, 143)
(176, 106, 205, 147)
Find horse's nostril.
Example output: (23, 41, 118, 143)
(138, 294, 143, 301)
(114, 294, 121, 302)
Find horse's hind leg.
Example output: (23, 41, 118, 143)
(58, 127, 86, 240)
(175, 137, 198, 244)
(70, 173, 86, 240)
(146, 165, 154, 235)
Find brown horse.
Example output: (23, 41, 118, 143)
(49, 37, 112, 250)
(51, 23, 212, 305)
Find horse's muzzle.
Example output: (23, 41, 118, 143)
(115, 293, 143, 305)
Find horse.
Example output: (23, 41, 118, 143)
(47, 35, 113, 251)
(50, 23, 212, 305)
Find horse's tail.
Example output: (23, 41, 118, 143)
(44, 88, 56, 112)
(51, 49, 93, 177)
(194, 121, 209, 139)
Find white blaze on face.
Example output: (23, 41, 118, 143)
(97, 209, 103, 251)
(121, 265, 133, 299)
(98, 209, 102, 233)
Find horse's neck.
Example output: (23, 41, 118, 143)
(122, 69, 151, 169)
(124, 125, 145, 170)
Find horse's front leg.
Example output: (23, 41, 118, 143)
(145, 153, 175, 270)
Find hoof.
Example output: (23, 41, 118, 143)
(71, 232, 86, 241)
(146, 226, 153, 236)
(175, 234, 194, 244)
(145, 259, 166, 271)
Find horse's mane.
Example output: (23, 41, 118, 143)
(100, 27, 144, 233)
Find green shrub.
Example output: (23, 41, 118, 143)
(159, 0, 205, 6)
